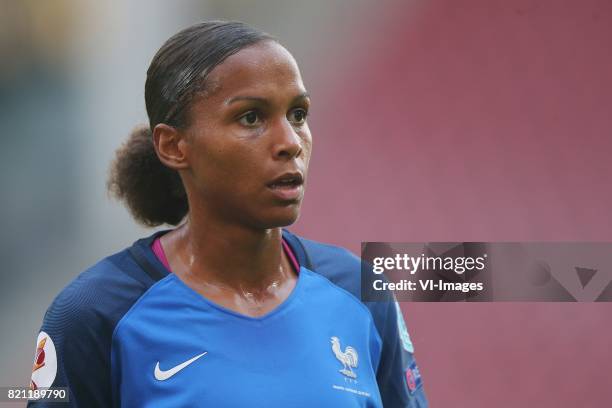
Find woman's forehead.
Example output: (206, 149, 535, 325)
(203, 41, 305, 100)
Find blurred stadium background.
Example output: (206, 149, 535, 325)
(1, 0, 611, 406)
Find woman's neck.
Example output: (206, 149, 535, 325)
(161, 215, 292, 293)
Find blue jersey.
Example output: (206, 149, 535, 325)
(28, 230, 427, 407)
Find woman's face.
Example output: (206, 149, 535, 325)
(179, 40, 312, 229)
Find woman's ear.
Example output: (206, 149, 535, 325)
(152, 123, 190, 170)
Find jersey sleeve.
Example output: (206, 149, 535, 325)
(27, 274, 113, 407)
(27, 247, 159, 408)
(367, 299, 428, 407)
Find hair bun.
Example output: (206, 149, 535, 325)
(107, 124, 188, 226)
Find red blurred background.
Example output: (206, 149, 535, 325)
(295, 0, 612, 406)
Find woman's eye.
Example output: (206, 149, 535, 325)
(288, 108, 308, 125)
(238, 111, 261, 126)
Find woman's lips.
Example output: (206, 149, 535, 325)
(266, 171, 304, 202)
(267, 182, 303, 201)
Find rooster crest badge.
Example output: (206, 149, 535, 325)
(330, 336, 358, 379)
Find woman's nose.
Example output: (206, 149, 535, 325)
(272, 119, 302, 160)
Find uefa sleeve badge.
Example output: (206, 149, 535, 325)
(30, 331, 57, 390)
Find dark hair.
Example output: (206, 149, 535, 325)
(107, 21, 274, 226)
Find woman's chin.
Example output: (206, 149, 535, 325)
(255, 207, 301, 229)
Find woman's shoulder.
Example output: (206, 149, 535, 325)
(283, 230, 360, 291)
(285, 231, 395, 298)
(39, 235, 164, 341)
(285, 232, 402, 327)
(28, 236, 163, 405)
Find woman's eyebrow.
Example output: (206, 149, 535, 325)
(292, 92, 310, 103)
(226, 95, 268, 105)
(226, 91, 310, 106)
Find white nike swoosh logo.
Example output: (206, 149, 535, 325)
(154, 352, 208, 381)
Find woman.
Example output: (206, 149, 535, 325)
(28, 21, 427, 407)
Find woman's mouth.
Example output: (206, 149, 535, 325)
(267, 173, 304, 201)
